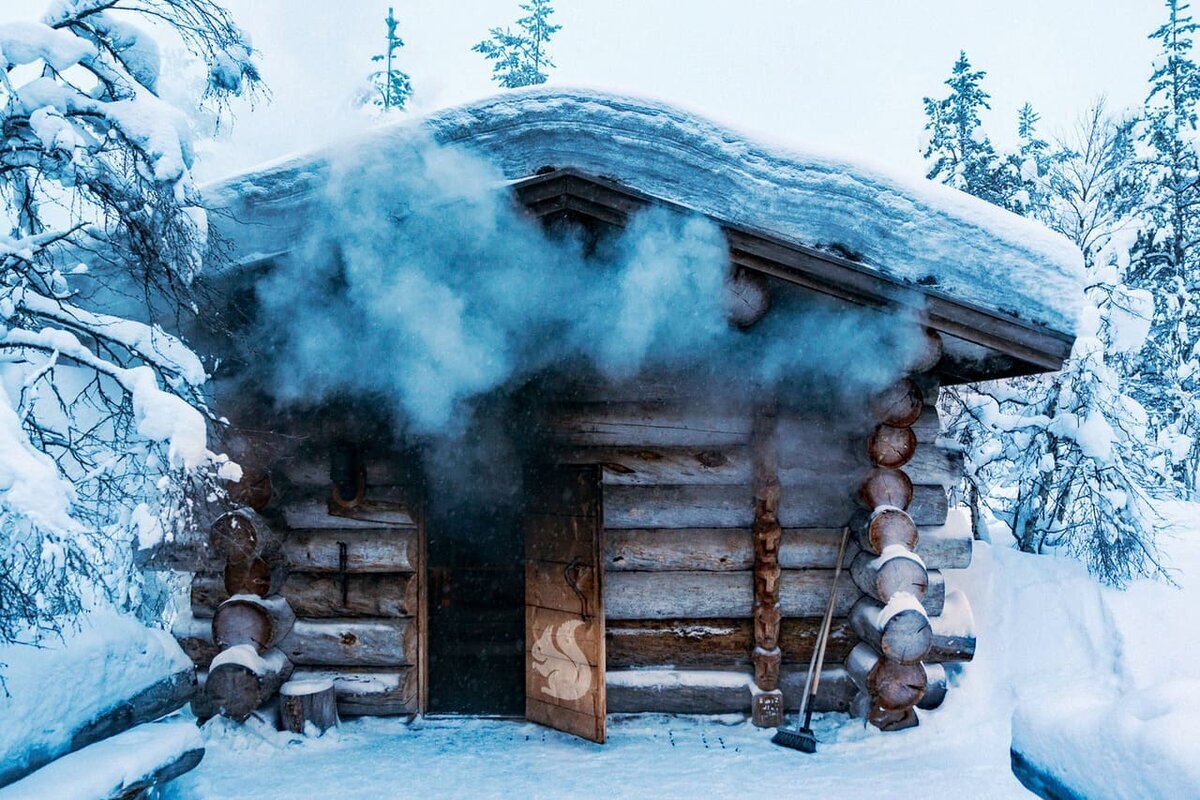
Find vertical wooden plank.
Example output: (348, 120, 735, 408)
(524, 466, 606, 743)
(417, 501, 428, 715)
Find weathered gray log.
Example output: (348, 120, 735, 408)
(279, 618, 417, 667)
(604, 570, 864, 619)
(210, 507, 281, 562)
(929, 588, 977, 663)
(850, 549, 933, 604)
(918, 662, 949, 710)
(282, 528, 418, 573)
(869, 378, 925, 428)
(207, 645, 294, 723)
(606, 521, 967, 573)
(193, 572, 417, 618)
(556, 439, 961, 487)
(848, 596, 932, 664)
(280, 500, 416, 530)
(603, 483, 946, 529)
(605, 667, 854, 714)
(778, 405, 941, 447)
(212, 594, 297, 652)
(845, 642, 926, 711)
(289, 668, 418, 716)
(854, 506, 972, 567)
(2, 719, 204, 799)
(605, 527, 858, 571)
(0, 666, 202, 789)
(173, 615, 219, 668)
(779, 666, 858, 713)
(543, 403, 753, 447)
(279, 679, 340, 735)
(605, 618, 856, 669)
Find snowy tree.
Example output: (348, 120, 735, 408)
(1009, 103, 1054, 218)
(940, 106, 1168, 585)
(1124, 0, 1200, 490)
(922, 52, 1022, 210)
(0, 0, 259, 644)
(366, 6, 412, 112)
(473, 0, 561, 89)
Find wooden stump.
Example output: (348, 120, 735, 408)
(226, 467, 273, 512)
(224, 556, 286, 598)
(867, 424, 918, 469)
(726, 267, 771, 328)
(279, 679, 340, 736)
(848, 596, 932, 665)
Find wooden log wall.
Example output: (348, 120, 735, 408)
(176, 447, 422, 721)
(546, 366, 975, 721)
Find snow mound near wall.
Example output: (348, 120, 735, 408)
(0, 610, 192, 783)
(206, 88, 1084, 336)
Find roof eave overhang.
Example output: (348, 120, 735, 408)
(513, 168, 1075, 385)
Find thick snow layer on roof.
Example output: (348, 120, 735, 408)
(206, 88, 1084, 335)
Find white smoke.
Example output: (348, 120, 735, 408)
(253, 132, 926, 441)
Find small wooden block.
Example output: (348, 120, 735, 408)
(752, 690, 784, 728)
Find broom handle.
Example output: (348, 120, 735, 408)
(798, 525, 850, 719)
(810, 526, 851, 698)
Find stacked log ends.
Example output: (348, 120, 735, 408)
(279, 679, 340, 736)
(847, 374, 940, 730)
(750, 403, 784, 728)
(205, 501, 299, 726)
(853, 507, 919, 554)
(226, 466, 273, 512)
(726, 267, 770, 329)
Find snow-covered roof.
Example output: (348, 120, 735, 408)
(205, 88, 1084, 338)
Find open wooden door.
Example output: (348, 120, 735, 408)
(524, 465, 605, 743)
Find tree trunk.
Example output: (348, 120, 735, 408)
(279, 679, 340, 735)
(212, 594, 297, 652)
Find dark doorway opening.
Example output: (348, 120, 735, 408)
(425, 502, 525, 715)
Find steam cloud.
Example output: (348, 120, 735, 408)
(254, 132, 926, 443)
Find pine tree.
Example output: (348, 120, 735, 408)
(1010, 103, 1053, 218)
(940, 106, 1168, 584)
(1126, 0, 1200, 490)
(922, 52, 1021, 209)
(368, 6, 413, 111)
(473, 0, 561, 88)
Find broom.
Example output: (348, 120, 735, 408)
(771, 524, 851, 753)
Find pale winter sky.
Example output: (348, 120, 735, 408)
(7, 1, 1169, 181)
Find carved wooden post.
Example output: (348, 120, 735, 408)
(845, 328, 944, 731)
(750, 400, 783, 727)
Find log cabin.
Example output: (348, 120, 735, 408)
(160, 90, 1082, 743)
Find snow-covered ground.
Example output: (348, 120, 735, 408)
(157, 502, 1200, 800)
